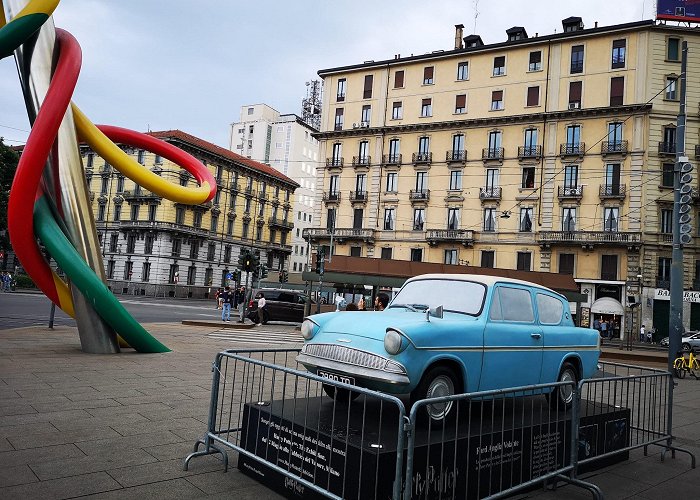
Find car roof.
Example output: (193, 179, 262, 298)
(404, 273, 559, 295)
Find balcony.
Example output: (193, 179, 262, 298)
(258, 190, 267, 201)
(658, 142, 676, 156)
(352, 156, 371, 168)
(658, 233, 673, 245)
(479, 187, 502, 201)
(266, 242, 293, 254)
(122, 189, 162, 202)
(560, 143, 585, 157)
(426, 229, 475, 247)
(696, 145, 700, 159)
(518, 145, 542, 159)
(229, 182, 240, 192)
(302, 227, 376, 244)
(482, 147, 504, 161)
(382, 154, 402, 166)
(599, 184, 626, 200)
(322, 191, 341, 203)
(325, 158, 344, 169)
(119, 220, 209, 237)
(349, 191, 368, 203)
(244, 185, 253, 195)
(268, 217, 294, 230)
(656, 279, 670, 290)
(537, 230, 642, 249)
(412, 152, 432, 165)
(446, 150, 467, 164)
(558, 185, 584, 200)
(409, 189, 430, 202)
(601, 140, 628, 156)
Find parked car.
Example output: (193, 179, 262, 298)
(297, 274, 601, 424)
(247, 288, 311, 324)
(660, 331, 700, 350)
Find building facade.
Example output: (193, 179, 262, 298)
(84, 130, 298, 298)
(229, 104, 319, 280)
(306, 17, 700, 338)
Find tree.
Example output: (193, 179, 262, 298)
(0, 138, 19, 269)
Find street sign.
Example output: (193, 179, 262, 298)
(226, 273, 233, 279)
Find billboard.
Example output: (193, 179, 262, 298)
(657, 0, 700, 22)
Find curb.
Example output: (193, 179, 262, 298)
(182, 320, 256, 329)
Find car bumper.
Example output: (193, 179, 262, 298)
(296, 353, 410, 386)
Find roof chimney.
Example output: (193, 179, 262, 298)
(455, 24, 465, 49)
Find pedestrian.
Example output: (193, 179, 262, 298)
(374, 292, 389, 311)
(221, 286, 232, 322)
(236, 286, 246, 323)
(640, 324, 645, 343)
(357, 296, 366, 311)
(593, 318, 600, 334)
(345, 302, 359, 311)
(256, 292, 266, 325)
(214, 288, 221, 309)
(646, 326, 653, 344)
(600, 320, 608, 340)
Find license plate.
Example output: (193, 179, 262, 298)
(317, 370, 355, 385)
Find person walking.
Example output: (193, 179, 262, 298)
(639, 324, 645, 343)
(221, 286, 232, 322)
(256, 292, 266, 326)
(600, 319, 608, 341)
(236, 286, 246, 323)
(646, 326, 653, 344)
(593, 318, 600, 334)
(214, 288, 222, 309)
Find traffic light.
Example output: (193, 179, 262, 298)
(679, 158, 694, 245)
(279, 270, 288, 283)
(237, 249, 251, 271)
(252, 250, 261, 271)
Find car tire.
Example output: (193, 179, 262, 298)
(547, 362, 579, 411)
(683, 342, 691, 352)
(322, 384, 360, 403)
(410, 366, 462, 427)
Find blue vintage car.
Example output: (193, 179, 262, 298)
(297, 274, 601, 423)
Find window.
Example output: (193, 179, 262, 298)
(394, 70, 404, 88)
(537, 294, 564, 325)
(519, 208, 533, 232)
(449, 170, 462, 190)
(516, 252, 531, 271)
(569, 81, 582, 107)
(204, 268, 213, 286)
(658, 257, 672, 284)
(610, 77, 624, 106)
(570, 45, 584, 73)
(126, 234, 136, 253)
(363, 75, 373, 99)
(116, 175, 124, 192)
(392, 101, 403, 120)
(529, 51, 542, 71)
(481, 251, 495, 268)
(491, 90, 504, 110)
(353, 208, 363, 229)
(86, 153, 94, 169)
(386, 172, 397, 192)
(522, 167, 535, 189)
(455, 94, 466, 114)
(381, 247, 393, 259)
(423, 66, 434, 85)
(607, 122, 623, 147)
(415, 171, 428, 193)
(329, 175, 339, 196)
(241, 221, 249, 238)
(559, 253, 574, 275)
(172, 238, 182, 257)
(147, 204, 156, 221)
(410, 248, 423, 262)
(331, 142, 342, 164)
(487, 131, 502, 155)
(666, 76, 678, 100)
(442, 249, 457, 265)
(355, 173, 366, 195)
(142, 262, 151, 282)
(190, 241, 199, 259)
(361, 105, 371, 124)
(244, 197, 251, 213)
(210, 214, 218, 232)
(522, 86, 540, 108)
(493, 56, 505, 76)
(350, 246, 362, 257)
(612, 39, 626, 68)
(185, 265, 196, 286)
(667, 37, 680, 61)
(193, 211, 202, 228)
(483, 208, 496, 232)
(100, 177, 109, 194)
(563, 208, 576, 232)
(603, 163, 621, 196)
(223, 245, 231, 263)
(154, 154, 162, 165)
(144, 234, 154, 254)
(601, 255, 618, 281)
(566, 125, 581, 145)
(334, 108, 344, 130)
(421, 98, 432, 117)
(413, 208, 425, 230)
(418, 136, 430, 155)
(384, 208, 395, 230)
(388, 138, 400, 162)
(179, 174, 189, 187)
(207, 243, 216, 261)
(447, 208, 460, 230)
(661, 209, 673, 233)
(337, 78, 346, 101)
(109, 234, 118, 252)
(123, 261, 133, 281)
(457, 61, 469, 80)
(604, 207, 619, 232)
(564, 165, 578, 189)
(358, 141, 369, 163)
(662, 163, 675, 187)
(130, 204, 140, 221)
(113, 204, 121, 221)
(327, 208, 336, 230)
(107, 260, 115, 279)
(485, 168, 499, 194)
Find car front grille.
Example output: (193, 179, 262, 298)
(302, 343, 388, 370)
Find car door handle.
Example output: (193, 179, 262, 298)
(531, 333, 542, 339)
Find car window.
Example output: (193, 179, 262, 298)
(389, 278, 486, 315)
(536, 293, 563, 325)
(496, 287, 534, 323)
(297, 295, 307, 304)
(489, 288, 502, 320)
(278, 293, 296, 303)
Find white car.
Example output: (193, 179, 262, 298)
(660, 331, 700, 350)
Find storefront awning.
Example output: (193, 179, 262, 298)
(590, 297, 624, 315)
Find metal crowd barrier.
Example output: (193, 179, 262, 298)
(185, 353, 696, 500)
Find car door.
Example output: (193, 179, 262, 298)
(479, 285, 543, 391)
(276, 292, 296, 321)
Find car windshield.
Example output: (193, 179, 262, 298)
(388, 278, 486, 316)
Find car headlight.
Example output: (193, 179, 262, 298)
(384, 329, 404, 355)
(301, 319, 318, 340)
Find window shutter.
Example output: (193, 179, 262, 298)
(363, 75, 373, 99)
(612, 39, 626, 49)
(394, 70, 404, 88)
(422, 98, 431, 107)
(494, 56, 505, 68)
(610, 77, 624, 105)
(569, 81, 582, 102)
(529, 51, 541, 64)
(423, 66, 434, 81)
(455, 94, 466, 108)
(492, 90, 503, 101)
(527, 86, 539, 106)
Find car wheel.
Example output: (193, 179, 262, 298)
(322, 384, 360, 403)
(683, 342, 691, 351)
(411, 366, 462, 426)
(548, 362, 578, 410)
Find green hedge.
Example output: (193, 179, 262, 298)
(13, 274, 36, 289)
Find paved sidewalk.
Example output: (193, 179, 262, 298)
(1, 323, 698, 499)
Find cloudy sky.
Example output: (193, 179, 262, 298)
(1, 0, 653, 151)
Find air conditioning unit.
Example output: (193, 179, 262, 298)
(360, 121, 369, 128)
(352, 123, 359, 129)
(568, 102, 581, 110)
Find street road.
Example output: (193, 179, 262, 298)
(0, 291, 233, 330)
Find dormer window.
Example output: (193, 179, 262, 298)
(562, 16, 584, 32)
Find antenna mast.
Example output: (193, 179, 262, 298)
(473, 0, 480, 33)
(301, 80, 322, 131)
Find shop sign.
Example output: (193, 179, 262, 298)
(654, 289, 700, 303)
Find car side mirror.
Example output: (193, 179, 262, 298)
(426, 305, 443, 322)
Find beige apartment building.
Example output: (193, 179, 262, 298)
(306, 17, 700, 337)
(82, 130, 298, 298)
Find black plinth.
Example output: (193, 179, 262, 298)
(238, 395, 630, 499)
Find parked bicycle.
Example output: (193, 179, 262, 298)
(673, 347, 700, 379)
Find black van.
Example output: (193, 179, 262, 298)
(248, 288, 310, 324)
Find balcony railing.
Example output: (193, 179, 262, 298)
(258, 190, 267, 201)
(601, 140, 628, 155)
(349, 191, 368, 203)
(229, 182, 240, 192)
(558, 185, 584, 199)
(518, 145, 542, 159)
(695, 145, 700, 159)
(599, 184, 626, 199)
(409, 189, 430, 201)
(267, 217, 294, 230)
(412, 152, 432, 164)
(382, 154, 402, 166)
(325, 158, 344, 169)
(244, 185, 253, 195)
(119, 220, 209, 237)
(658, 142, 676, 155)
(426, 229, 475, 246)
(352, 156, 371, 167)
(479, 187, 502, 200)
(538, 230, 642, 247)
(446, 150, 467, 163)
(560, 143, 585, 156)
(656, 279, 670, 290)
(302, 227, 376, 243)
(334, 123, 343, 131)
(122, 189, 161, 201)
(482, 147, 504, 160)
(322, 191, 341, 202)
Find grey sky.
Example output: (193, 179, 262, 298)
(1, 0, 651, 150)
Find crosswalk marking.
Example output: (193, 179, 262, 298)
(207, 329, 303, 345)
